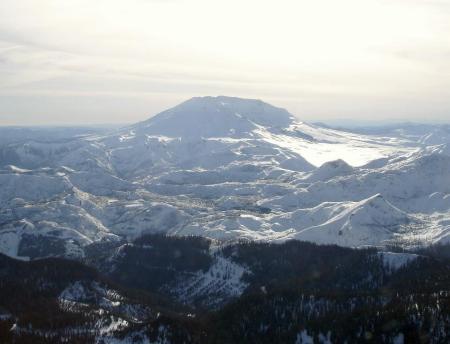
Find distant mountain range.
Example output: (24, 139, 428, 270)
(1, 96, 450, 260)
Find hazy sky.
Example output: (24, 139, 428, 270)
(1, 0, 450, 125)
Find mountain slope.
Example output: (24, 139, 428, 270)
(3, 237, 450, 343)
(0, 252, 200, 343)
(293, 194, 422, 247)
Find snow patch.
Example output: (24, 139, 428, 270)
(173, 254, 249, 307)
(378, 252, 419, 272)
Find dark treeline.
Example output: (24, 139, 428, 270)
(1, 236, 449, 343)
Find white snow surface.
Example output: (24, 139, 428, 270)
(295, 330, 314, 344)
(1, 96, 450, 258)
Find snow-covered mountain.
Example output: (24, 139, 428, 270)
(1, 96, 449, 259)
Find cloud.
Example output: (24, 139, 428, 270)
(0, 0, 449, 124)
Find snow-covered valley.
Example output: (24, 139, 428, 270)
(1, 96, 450, 260)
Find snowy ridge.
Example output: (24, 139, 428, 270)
(290, 194, 421, 247)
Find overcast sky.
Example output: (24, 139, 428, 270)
(0, 0, 449, 125)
